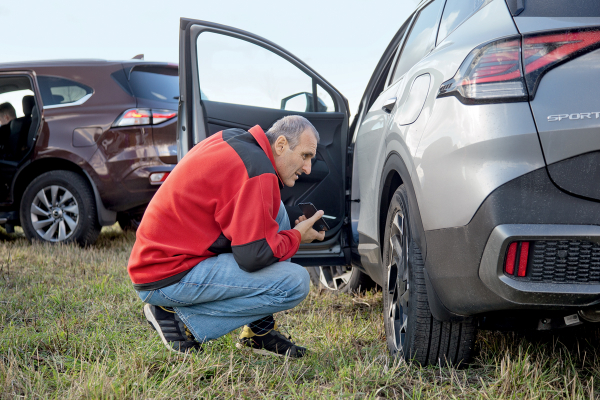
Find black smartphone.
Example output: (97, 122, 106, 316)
(297, 202, 330, 231)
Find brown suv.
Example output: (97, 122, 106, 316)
(0, 59, 178, 245)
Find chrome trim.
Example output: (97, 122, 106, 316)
(43, 93, 93, 109)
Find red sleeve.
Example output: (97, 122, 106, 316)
(220, 173, 300, 272)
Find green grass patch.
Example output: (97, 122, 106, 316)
(0, 226, 598, 399)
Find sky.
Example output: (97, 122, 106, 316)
(0, 0, 417, 115)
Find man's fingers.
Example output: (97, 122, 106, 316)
(307, 210, 324, 223)
(316, 230, 325, 241)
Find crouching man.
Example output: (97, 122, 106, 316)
(127, 115, 325, 357)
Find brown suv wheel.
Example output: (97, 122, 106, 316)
(20, 171, 101, 246)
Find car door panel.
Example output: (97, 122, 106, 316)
(178, 18, 350, 265)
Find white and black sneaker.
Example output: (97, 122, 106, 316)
(143, 304, 201, 353)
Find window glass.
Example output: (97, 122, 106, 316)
(129, 66, 179, 103)
(197, 32, 334, 112)
(437, 0, 493, 45)
(37, 76, 92, 107)
(0, 89, 34, 119)
(391, 0, 444, 83)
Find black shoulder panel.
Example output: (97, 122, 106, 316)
(222, 128, 275, 178)
(232, 238, 279, 272)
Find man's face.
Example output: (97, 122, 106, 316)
(272, 130, 318, 187)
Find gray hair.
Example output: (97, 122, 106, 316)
(265, 115, 320, 149)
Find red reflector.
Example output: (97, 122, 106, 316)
(505, 242, 517, 275)
(517, 241, 530, 277)
(149, 172, 169, 184)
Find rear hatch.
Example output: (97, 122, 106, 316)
(509, 0, 600, 200)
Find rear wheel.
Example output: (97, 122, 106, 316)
(20, 170, 101, 246)
(383, 185, 476, 366)
(307, 265, 375, 294)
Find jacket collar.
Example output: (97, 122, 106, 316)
(248, 125, 284, 189)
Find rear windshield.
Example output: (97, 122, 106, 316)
(129, 66, 179, 103)
(512, 0, 600, 17)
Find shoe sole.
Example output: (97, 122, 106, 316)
(144, 304, 180, 354)
(235, 342, 287, 357)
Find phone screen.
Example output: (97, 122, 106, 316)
(297, 202, 330, 231)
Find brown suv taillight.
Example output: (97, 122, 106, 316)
(112, 108, 177, 127)
(504, 241, 530, 277)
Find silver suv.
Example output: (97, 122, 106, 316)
(177, 0, 600, 366)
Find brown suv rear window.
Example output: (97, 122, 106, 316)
(128, 66, 178, 103)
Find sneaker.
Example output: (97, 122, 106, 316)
(143, 304, 201, 353)
(236, 322, 307, 358)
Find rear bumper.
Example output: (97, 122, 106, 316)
(424, 167, 600, 318)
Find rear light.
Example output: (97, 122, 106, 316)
(113, 108, 177, 127)
(151, 110, 178, 124)
(438, 36, 527, 104)
(523, 28, 600, 98)
(504, 241, 530, 278)
(149, 172, 169, 185)
(505, 242, 517, 275)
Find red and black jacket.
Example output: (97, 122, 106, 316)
(127, 125, 301, 291)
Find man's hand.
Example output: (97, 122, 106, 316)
(294, 211, 326, 244)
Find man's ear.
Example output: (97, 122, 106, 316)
(273, 135, 288, 156)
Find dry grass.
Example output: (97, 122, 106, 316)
(0, 226, 598, 399)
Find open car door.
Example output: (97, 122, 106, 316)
(178, 18, 350, 266)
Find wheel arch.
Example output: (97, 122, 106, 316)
(378, 153, 427, 261)
(12, 157, 116, 226)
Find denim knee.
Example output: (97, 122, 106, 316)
(282, 264, 310, 306)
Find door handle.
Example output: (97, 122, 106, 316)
(382, 97, 397, 114)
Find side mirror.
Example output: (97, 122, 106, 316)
(281, 92, 328, 112)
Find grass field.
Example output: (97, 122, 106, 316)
(0, 226, 599, 399)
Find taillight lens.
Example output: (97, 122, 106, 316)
(523, 28, 600, 97)
(113, 108, 177, 127)
(149, 171, 169, 185)
(438, 36, 527, 104)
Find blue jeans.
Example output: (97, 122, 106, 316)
(137, 202, 310, 343)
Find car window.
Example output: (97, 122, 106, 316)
(437, 0, 493, 45)
(196, 32, 335, 112)
(37, 76, 92, 108)
(129, 66, 179, 103)
(390, 0, 444, 84)
(0, 88, 34, 118)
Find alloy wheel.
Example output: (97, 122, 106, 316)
(30, 185, 79, 242)
(387, 210, 409, 352)
(318, 266, 354, 290)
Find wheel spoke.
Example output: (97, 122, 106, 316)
(33, 218, 54, 230)
(63, 205, 79, 215)
(58, 220, 67, 241)
(36, 189, 51, 209)
(50, 186, 59, 207)
(58, 191, 73, 206)
(64, 215, 77, 231)
(31, 204, 50, 217)
(42, 221, 59, 240)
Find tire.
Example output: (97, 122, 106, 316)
(20, 170, 101, 246)
(117, 211, 143, 231)
(382, 185, 476, 366)
(307, 265, 375, 294)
